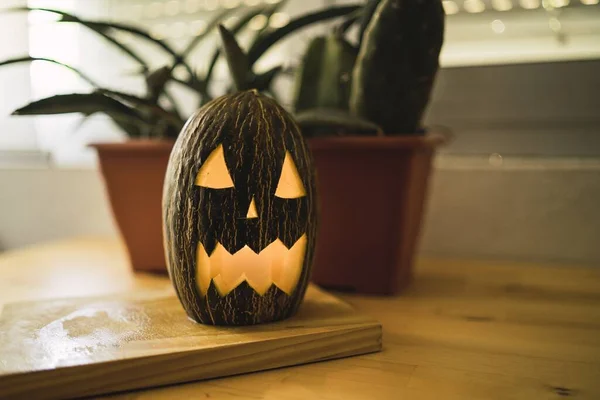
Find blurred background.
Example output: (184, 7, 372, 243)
(0, 0, 599, 264)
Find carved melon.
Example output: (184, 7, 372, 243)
(163, 90, 318, 326)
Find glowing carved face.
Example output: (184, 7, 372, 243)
(194, 144, 307, 297)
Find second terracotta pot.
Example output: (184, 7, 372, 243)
(92, 140, 174, 273)
(308, 134, 444, 295)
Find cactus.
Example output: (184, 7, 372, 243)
(356, 0, 381, 47)
(349, 0, 444, 134)
(292, 34, 358, 113)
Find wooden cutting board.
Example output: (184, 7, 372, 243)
(0, 285, 381, 400)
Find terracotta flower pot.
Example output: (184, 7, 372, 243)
(91, 140, 174, 273)
(308, 133, 445, 295)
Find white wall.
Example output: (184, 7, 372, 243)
(0, 0, 37, 150)
(421, 157, 600, 265)
(1, 156, 599, 266)
(0, 168, 116, 250)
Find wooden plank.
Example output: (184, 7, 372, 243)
(0, 285, 381, 400)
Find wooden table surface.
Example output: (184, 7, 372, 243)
(1, 238, 599, 400)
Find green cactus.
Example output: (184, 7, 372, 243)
(356, 0, 381, 47)
(349, 0, 444, 134)
(292, 34, 357, 113)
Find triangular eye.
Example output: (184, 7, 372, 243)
(195, 144, 234, 189)
(275, 151, 306, 199)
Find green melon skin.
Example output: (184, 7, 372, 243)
(163, 90, 318, 326)
(350, 0, 445, 134)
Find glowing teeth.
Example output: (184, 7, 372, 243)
(196, 235, 307, 296)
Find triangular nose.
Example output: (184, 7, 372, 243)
(246, 197, 258, 219)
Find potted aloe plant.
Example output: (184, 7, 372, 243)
(2, 0, 446, 295)
(0, 3, 359, 273)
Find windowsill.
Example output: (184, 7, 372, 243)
(0, 150, 52, 169)
(0, 148, 102, 170)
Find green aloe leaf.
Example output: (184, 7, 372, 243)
(204, 5, 270, 88)
(12, 92, 149, 137)
(145, 65, 173, 103)
(12, 93, 132, 116)
(246, 5, 361, 67)
(220, 65, 282, 101)
(0, 56, 98, 87)
(97, 33, 149, 72)
(218, 24, 250, 92)
(336, 8, 363, 36)
(98, 89, 184, 127)
(172, 76, 206, 93)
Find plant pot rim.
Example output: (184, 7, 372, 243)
(89, 139, 175, 154)
(307, 132, 448, 150)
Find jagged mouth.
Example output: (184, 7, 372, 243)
(196, 234, 307, 296)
